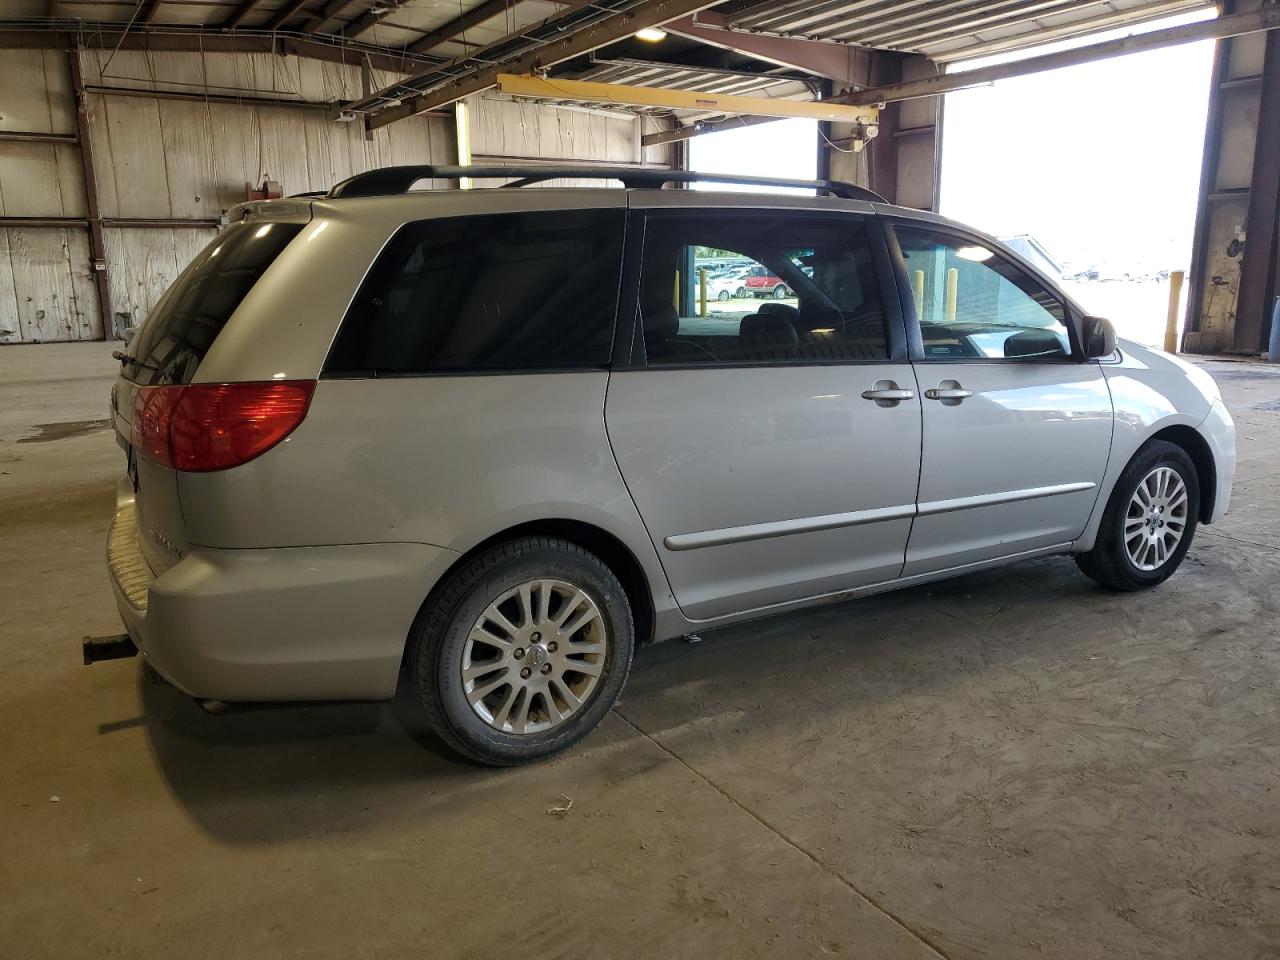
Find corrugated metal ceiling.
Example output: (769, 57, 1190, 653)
(15, 0, 1220, 120)
(719, 0, 1215, 61)
(39, 0, 1216, 63)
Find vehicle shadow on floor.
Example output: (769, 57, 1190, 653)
(137, 555, 1148, 845)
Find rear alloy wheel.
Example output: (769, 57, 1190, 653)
(1074, 440, 1199, 590)
(408, 537, 633, 765)
(461, 579, 607, 735)
(717, 290, 730, 301)
(772, 285, 789, 299)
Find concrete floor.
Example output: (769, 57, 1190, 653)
(2, 342, 1278, 960)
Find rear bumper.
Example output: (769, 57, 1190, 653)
(108, 479, 457, 701)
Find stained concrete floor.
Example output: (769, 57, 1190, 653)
(2, 342, 1278, 960)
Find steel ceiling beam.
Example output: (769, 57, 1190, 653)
(364, 0, 725, 129)
(222, 0, 266, 29)
(342, 0, 415, 39)
(834, 5, 1280, 106)
(138, 0, 163, 23)
(665, 10, 872, 83)
(265, 0, 313, 30)
(404, 0, 519, 54)
(641, 112, 777, 146)
(302, 0, 360, 35)
(0, 27, 425, 74)
(495, 71, 878, 123)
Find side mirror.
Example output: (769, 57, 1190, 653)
(1082, 316, 1117, 358)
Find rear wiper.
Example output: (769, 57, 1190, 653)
(111, 350, 161, 373)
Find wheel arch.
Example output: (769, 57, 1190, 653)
(426, 519, 657, 648)
(1148, 423, 1216, 523)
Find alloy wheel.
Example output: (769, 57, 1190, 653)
(1124, 466, 1189, 571)
(461, 579, 608, 734)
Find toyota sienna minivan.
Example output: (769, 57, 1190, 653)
(100, 165, 1235, 764)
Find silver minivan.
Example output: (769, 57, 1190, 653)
(101, 165, 1235, 764)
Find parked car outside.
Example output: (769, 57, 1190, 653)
(745, 266, 791, 299)
(101, 165, 1235, 766)
(706, 272, 749, 300)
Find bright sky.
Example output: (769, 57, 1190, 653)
(689, 9, 1216, 272)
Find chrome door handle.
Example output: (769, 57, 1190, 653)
(924, 381, 973, 405)
(861, 380, 915, 407)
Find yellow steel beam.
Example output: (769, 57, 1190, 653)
(495, 73, 879, 125)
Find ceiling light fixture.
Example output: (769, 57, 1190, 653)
(634, 27, 667, 42)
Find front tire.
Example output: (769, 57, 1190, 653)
(1075, 440, 1199, 590)
(407, 537, 634, 765)
(772, 285, 789, 299)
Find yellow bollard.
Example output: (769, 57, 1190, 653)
(945, 267, 959, 324)
(1164, 269, 1185, 353)
(673, 270, 680, 311)
(912, 269, 925, 313)
(699, 268, 708, 318)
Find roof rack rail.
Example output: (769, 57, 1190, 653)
(326, 164, 885, 203)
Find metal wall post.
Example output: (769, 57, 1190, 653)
(69, 50, 114, 341)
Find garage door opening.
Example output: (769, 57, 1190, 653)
(939, 10, 1217, 347)
(689, 116, 819, 193)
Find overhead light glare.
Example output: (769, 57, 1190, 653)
(955, 245, 994, 262)
(635, 27, 667, 42)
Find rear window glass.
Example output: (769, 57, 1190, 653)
(324, 209, 624, 375)
(125, 221, 303, 385)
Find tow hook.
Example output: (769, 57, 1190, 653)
(82, 634, 138, 665)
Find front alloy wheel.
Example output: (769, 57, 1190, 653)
(1075, 440, 1199, 591)
(1123, 466, 1189, 571)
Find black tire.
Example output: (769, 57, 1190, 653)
(772, 285, 789, 299)
(1074, 440, 1200, 591)
(407, 536, 634, 765)
(717, 290, 730, 301)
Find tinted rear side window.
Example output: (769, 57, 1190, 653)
(126, 221, 303, 385)
(325, 209, 625, 375)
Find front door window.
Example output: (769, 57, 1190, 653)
(894, 226, 1073, 361)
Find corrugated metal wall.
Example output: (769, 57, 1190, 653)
(81, 50, 453, 338)
(0, 50, 96, 342)
(469, 94, 674, 186)
(0, 48, 672, 344)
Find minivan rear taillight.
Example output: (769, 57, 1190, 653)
(131, 381, 315, 472)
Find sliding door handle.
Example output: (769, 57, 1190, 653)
(861, 381, 915, 407)
(924, 380, 973, 405)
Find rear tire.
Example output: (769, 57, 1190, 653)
(407, 537, 634, 765)
(1074, 440, 1199, 591)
